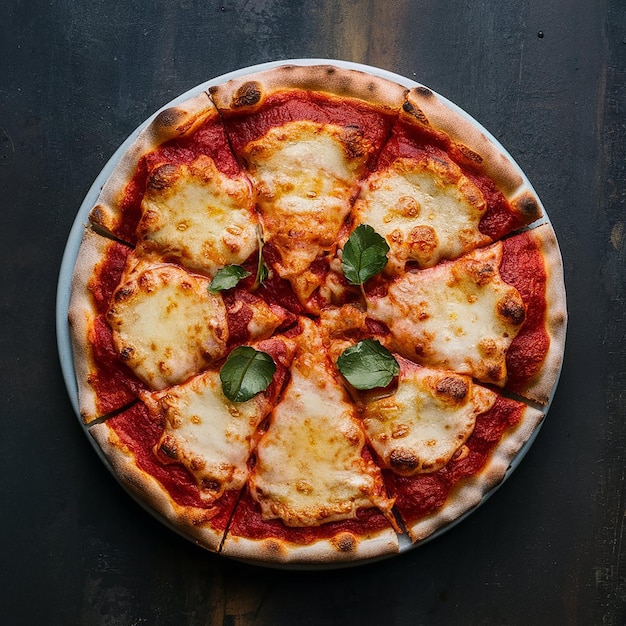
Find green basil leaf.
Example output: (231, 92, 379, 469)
(336, 339, 400, 390)
(220, 346, 276, 402)
(208, 265, 251, 293)
(341, 224, 389, 285)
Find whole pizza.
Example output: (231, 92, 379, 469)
(66, 63, 567, 565)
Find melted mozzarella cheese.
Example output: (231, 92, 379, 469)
(242, 121, 369, 301)
(107, 257, 227, 389)
(249, 321, 391, 527)
(142, 369, 270, 502)
(362, 363, 495, 475)
(367, 243, 526, 386)
(353, 156, 489, 272)
(137, 155, 258, 277)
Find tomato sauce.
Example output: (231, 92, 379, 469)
(113, 117, 242, 244)
(388, 395, 524, 522)
(228, 489, 392, 543)
(107, 402, 237, 528)
(89, 240, 132, 315)
(89, 315, 146, 416)
(500, 233, 550, 387)
(222, 91, 396, 169)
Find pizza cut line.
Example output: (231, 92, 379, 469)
(67, 64, 567, 565)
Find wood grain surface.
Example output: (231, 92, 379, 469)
(1, 0, 624, 624)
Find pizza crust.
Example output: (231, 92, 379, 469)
(221, 524, 399, 565)
(68, 227, 143, 423)
(403, 87, 539, 205)
(509, 223, 568, 405)
(208, 63, 408, 114)
(89, 419, 229, 552)
(405, 403, 544, 542)
(89, 91, 216, 241)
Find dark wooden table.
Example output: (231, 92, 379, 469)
(2, 1, 624, 624)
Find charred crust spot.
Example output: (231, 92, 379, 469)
(456, 143, 483, 165)
(390, 448, 420, 472)
(263, 539, 285, 556)
(153, 107, 183, 131)
(435, 376, 469, 403)
(402, 100, 429, 125)
(90, 204, 105, 223)
(147, 163, 178, 191)
(232, 81, 262, 108)
(331, 532, 357, 553)
(517, 194, 541, 217)
(498, 297, 526, 325)
(415, 86, 433, 98)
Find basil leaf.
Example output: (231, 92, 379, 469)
(208, 265, 251, 293)
(341, 224, 389, 285)
(336, 339, 400, 390)
(220, 346, 276, 402)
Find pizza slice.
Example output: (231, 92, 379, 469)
(89, 402, 239, 552)
(374, 382, 544, 543)
(89, 335, 295, 552)
(89, 91, 251, 250)
(209, 64, 408, 311)
(221, 318, 400, 564)
(366, 224, 566, 403)
(350, 87, 543, 274)
(106, 252, 292, 391)
(68, 228, 147, 423)
(347, 354, 542, 542)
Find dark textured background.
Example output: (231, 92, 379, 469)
(1, 1, 624, 624)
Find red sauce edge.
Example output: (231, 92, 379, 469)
(388, 395, 524, 523)
(379, 121, 523, 240)
(228, 488, 392, 544)
(113, 117, 241, 244)
(501, 233, 550, 387)
(107, 403, 237, 528)
(222, 91, 396, 169)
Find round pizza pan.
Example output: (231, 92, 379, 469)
(56, 58, 563, 569)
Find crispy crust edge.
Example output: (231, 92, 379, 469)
(208, 63, 408, 114)
(68, 227, 116, 424)
(221, 523, 399, 565)
(406, 402, 545, 542)
(404, 87, 542, 221)
(514, 222, 568, 405)
(89, 91, 215, 238)
(89, 421, 225, 553)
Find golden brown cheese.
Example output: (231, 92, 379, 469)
(352, 155, 490, 273)
(248, 320, 393, 527)
(361, 360, 495, 475)
(136, 155, 258, 277)
(141, 369, 274, 502)
(367, 243, 525, 386)
(106, 256, 283, 390)
(241, 120, 371, 303)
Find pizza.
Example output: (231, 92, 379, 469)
(66, 63, 567, 565)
